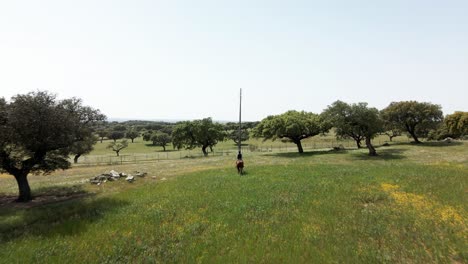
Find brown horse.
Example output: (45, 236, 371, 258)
(236, 160, 244, 175)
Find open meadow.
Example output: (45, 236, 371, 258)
(0, 140, 467, 263)
(2, 1, 468, 263)
(77, 133, 410, 166)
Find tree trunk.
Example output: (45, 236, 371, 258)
(405, 124, 421, 143)
(116, 151, 120, 156)
(131, 138, 134, 143)
(74, 154, 81, 164)
(14, 173, 32, 202)
(202, 146, 208, 156)
(295, 140, 304, 153)
(409, 131, 421, 143)
(162, 145, 166, 151)
(365, 137, 377, 156)
(355, 139, 362, 149)
(389, 136, 393, 142)
(100, 137, 103, 143)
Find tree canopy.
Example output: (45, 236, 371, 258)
(151, 132, 172, 151)
(229, 129, 250, 145)
(96, 129, 108, 143)
(381, 121, 402, 142)
(323, 101, 362, 148)
(126, 130, 139, 143)
(444, 111, 468, 138)
(108, 131, 125, 142)
(323, 101, 383, 156)
(142, 131, 153, 142)
(381, 101, 443, 143)
(172, 118, 225, 156)
(224, 121, 259, 131)
(107, 140, 128, 156)
(253, 110, 323, 153)
(70, 134, 98, 164)
(0, 91, 105, 201)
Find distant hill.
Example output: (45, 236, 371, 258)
(107, 117, 183, 123)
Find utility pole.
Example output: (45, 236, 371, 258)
(238, 88, 242, 153)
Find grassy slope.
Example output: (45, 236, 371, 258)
(0, 142, 467, 263)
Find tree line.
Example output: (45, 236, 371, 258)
(92, 118, 258, 157)
(254, 100, 466, 156)
(0, 91, 467, 202)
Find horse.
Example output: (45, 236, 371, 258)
(236, 160, 244, 175)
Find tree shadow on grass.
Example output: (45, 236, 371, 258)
(144, 143, 178, 150)
(34, 184, 88, 197)
(415, 141, 463, 147)
(350, 148, 406, 160)
(156, 149, 178, 153)
(264, 149, 349, 158)
(389, 141, 463, 148)
(0, 189, 130, 243)
(0, 184, 90, 208)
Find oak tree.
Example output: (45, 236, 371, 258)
(126, 130, 139, 143)
(381, 101, 443, 143)
(323, 101, 383, 156)
(151, 132, 172, 151)
(253, 110, 323, 153)
(70, 134, 98, 163)
(107, 140, 128, 156)
(229, 129, 250, 145)
(0, 91, 105, 202)
(108, 131, 125, 142)
(444, 111, 468, 138)
(172, 118, 225, 156)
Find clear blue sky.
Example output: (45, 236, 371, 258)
(1, 0, 467, 121)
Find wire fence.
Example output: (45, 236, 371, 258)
(74, 137, 410, 167)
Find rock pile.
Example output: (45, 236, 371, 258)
(89, 170, 147, 185)
(135, 171, 147, 177)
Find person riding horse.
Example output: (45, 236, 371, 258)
(237, 151, 242, 161)
(236, 151, 244, 174)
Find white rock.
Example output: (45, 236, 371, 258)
(109, 170, 119, 177)
(135, 171, 147, 177)
(126, 175, 135, 183)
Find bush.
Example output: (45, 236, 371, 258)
(427, 126, 452, 141)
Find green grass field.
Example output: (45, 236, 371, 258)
(0, 141, 466, 263)
(82, 133, 410, 165)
